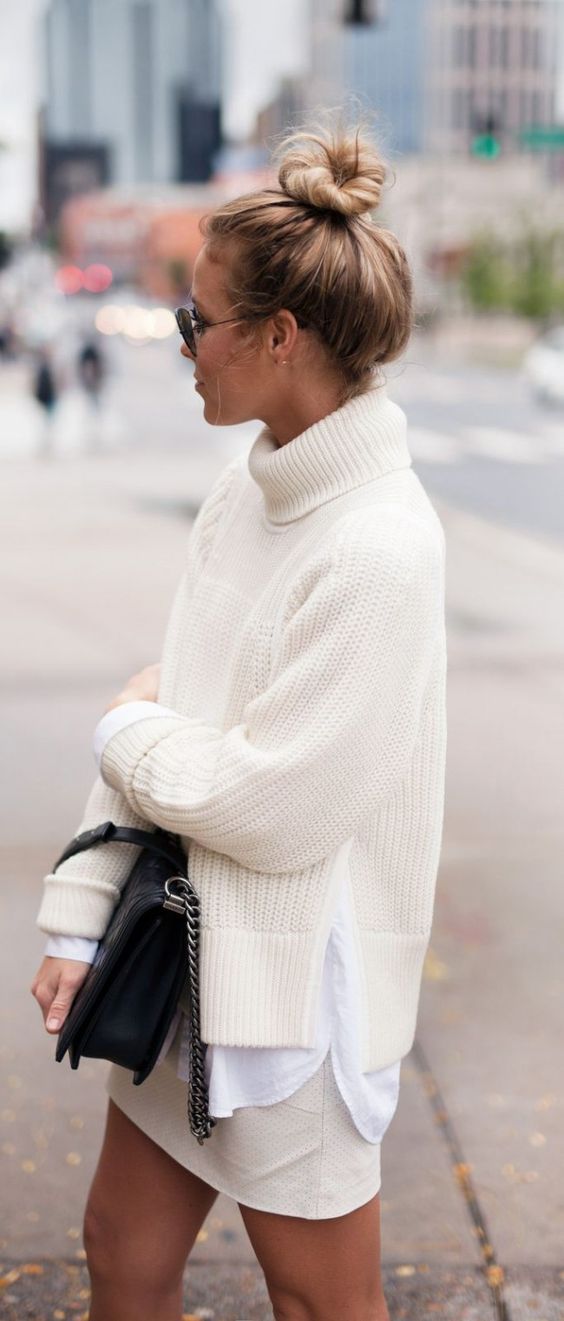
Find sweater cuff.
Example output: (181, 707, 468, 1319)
(99, 714, 188, 800)
(36, 876, 121, 939)
(94, 701, 179, 770)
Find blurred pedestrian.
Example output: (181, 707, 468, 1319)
(77, 339, 106, 450)
(32, 347, 58, 457)
(78, 340, 104, 404)
(0, 317, 18, 359)
(31, 114, 447, 1321)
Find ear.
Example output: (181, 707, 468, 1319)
(266, 309, 300, 361)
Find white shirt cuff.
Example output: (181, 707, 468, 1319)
(93, 701, 179, 770)
(45, 934, 99, 962)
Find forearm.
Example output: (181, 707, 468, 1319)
(36, 773, 152, 938)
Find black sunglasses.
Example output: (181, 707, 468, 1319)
(175, 302, 245, 357)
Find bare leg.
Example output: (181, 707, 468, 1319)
(239, 1191, 389, 1321)
(84, 1099, 218, 1321)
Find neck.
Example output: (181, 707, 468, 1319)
(261, 377, 346, 447)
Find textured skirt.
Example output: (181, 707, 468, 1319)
(105, 1017, 382, 1219)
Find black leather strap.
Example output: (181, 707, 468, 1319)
(52, 822, 186, 874)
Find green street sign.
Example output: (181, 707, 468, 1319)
(520, 125, 564, 149)
(472, 134, 501, 158)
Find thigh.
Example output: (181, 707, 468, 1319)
(84, 1098, 219, 1277)
(239, 1191, 384, 1320)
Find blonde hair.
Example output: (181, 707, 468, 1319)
(199, 109, 413, 404)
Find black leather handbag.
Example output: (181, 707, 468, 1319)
(52, 820, 216, 1144)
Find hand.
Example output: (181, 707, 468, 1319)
(30, 957, 91, 1034)
(104, 662, 161, 715)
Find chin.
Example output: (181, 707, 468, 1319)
(202, 395, 256, 428)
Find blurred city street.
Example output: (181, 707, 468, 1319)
(1, 328, 564, 1318)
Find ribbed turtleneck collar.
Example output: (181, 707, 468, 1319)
(247, 380, 412, 525)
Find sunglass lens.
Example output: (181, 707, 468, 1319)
(175, 308, 195, 354)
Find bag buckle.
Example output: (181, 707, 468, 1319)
(98, 822, 117, 842)
(85, 822, 117, 845)
(163, 877, 190, 914)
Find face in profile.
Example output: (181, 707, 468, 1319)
(180, 245, 270, 427)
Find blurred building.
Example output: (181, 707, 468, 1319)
(58, 168, 274, 299)
(306, 0, 562, 160)
(298, 0, 564, 312)
(427, 0, 562, 157)
(58, 184, 220, 297)
(253, 75, 306, 148)
(342, 0, 427, 156)
(306, 0, 426, 156)
(41, 0, 222, 223)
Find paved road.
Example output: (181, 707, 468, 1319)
(1, 349, 563, 1319)
(388, 355, 564, 545)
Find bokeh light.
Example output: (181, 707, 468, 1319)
(55, 265, 83, 295)
(94, 305, 126, 336)
(83, 264, 113, 294)
(122, 305, 155, 344)
(94, 303, 176, 342)
(148, 308, 176, 339)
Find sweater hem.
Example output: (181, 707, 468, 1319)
(196, 928, 326, 1049)
(190, 924, 430, 1070)
(357, 929, 430, 1072)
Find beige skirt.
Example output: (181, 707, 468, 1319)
(105, 1017, 382, 1219)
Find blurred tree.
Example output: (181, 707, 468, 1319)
(45, 225, 60, 253)
(460, 232, 511, 312)
(168, 258, 190, 298)
(460, 226, 564, 320)
(512, 230, 562, 320)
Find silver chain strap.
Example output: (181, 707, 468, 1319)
(163, 876, 217, 1145)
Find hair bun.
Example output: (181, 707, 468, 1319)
(276, 127, 386, 218)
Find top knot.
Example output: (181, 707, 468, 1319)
(276, 127, 386, 218)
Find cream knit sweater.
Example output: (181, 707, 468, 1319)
(36, 380, 447, 1073)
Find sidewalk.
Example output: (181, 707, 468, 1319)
(1, 437, 563, 1320)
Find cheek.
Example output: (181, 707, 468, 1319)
(199, 349, 239, 387)
(198, 340, 229, 380)
(201, 331, 258, 384)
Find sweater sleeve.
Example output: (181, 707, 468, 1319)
(99, 511, 445, 876)
(35, 454, 246, 939)
(35, 775, 153, 938)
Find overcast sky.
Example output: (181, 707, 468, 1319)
(223, 0, 309, 138)
(0, 0, 309, 230)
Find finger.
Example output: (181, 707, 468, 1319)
(138, 663, 159, 681)
(31, 969, 58, 1003)
(45, 980, 79, 1033)
(33, 983, 57, 1011)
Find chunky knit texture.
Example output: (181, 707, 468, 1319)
(36, 380, 447, 1072)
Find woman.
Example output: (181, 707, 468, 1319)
(31, 118, 447, 1321)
